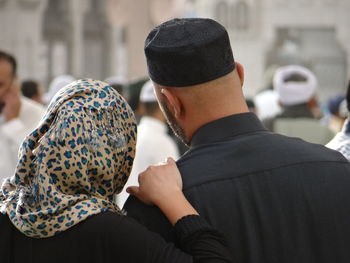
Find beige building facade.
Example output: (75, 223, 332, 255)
(196, 0, 350, 100)
(0, 0, 349, 101)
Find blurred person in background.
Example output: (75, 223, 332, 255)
(127, 77, 148, 124)
(21, 79, 44, 105)
(245, 98, 256, 114)
(117, 80, 179, 207)
(253, 65, 281, 121)
(0, 50, 45, 183)
(326, 94, 347, 133)
(43, 74, 76, 105)
(125, 18, 350, 263)
(326, 80, 350, 161)
(267, 65, 334, 144)
(104, 76, 126, 98)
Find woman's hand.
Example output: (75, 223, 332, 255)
(127, 157, 182, 206)
(127, 157, 198, 225)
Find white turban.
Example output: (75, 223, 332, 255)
(273, 65, 317, 106)
(139, 80, 157, 103)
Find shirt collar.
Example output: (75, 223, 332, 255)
(190, 112, 267, 147)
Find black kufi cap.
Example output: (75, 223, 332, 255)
(144, 18, 235, 87)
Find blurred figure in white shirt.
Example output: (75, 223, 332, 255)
(0, 51, 45, 183)
(117, 80, 179, 207)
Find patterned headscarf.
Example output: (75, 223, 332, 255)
(0, 79, 137, 238)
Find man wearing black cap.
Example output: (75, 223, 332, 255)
(125, 18, 350, 262)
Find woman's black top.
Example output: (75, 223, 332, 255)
(0, 212, 232, 263)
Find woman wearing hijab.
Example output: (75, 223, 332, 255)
(0, 79, 232, 263)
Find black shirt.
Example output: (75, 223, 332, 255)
(0, 212, 232, 263)
(125, 112, 350, 263)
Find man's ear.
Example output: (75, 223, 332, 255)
(235, 62, 245, 86)
(161, 88, 181, 119)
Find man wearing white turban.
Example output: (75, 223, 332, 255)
(270, 65, 334, 144)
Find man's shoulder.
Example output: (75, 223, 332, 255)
(21, 97, 45, 116)
(177, 131, 348, 189)
(21, 96, 44, 109)
(19, 97, 45, 127)
(181, 130, 345, 164)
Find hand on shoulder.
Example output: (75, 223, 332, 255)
(127, 157, 182, 206)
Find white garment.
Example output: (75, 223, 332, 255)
(117, 116, 179, 207)
(0, 97, 45, 183)
(254, 90, 281, 120)
(326, 119, 350, 161)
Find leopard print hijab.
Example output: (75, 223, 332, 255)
(0, 79, 137, 238)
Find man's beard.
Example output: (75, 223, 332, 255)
(161, 102, 190, 147)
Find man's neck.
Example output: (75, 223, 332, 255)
(187, 106, 250, 142)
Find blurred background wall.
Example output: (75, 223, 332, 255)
(0, 0, 349, 101)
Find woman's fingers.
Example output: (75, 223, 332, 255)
(126, 186, 139, 195)
(128, 157, 183, 206)
(166, 157, 175, 165)
(126, 186, 152, 205)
